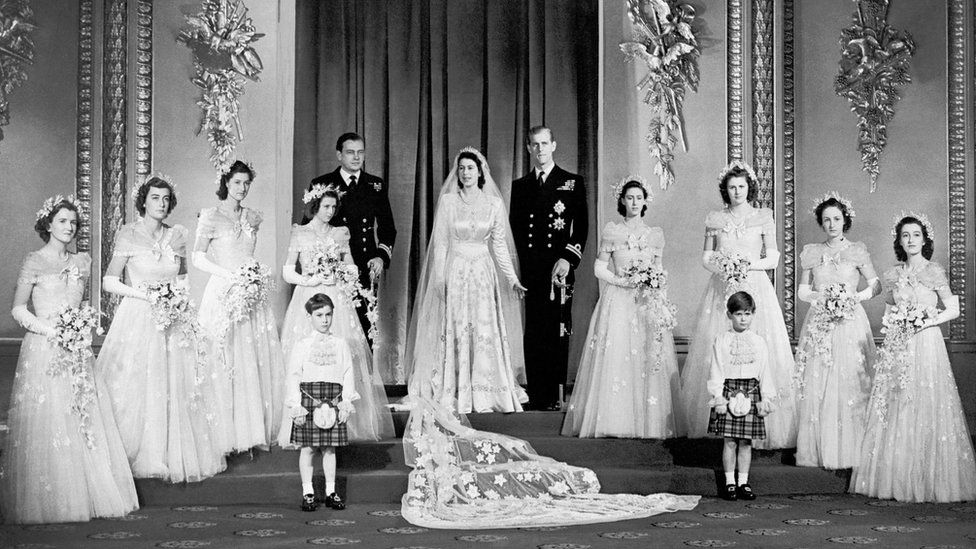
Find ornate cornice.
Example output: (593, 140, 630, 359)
(751, 0, 774, 209)
(75, 0, 94, 254)
(727, 0, 743, 162)
(947, 0, 967, 341)
(101, 0, 128, 324)
(135, 0, 153, 178)
(782, 0, 796, 336)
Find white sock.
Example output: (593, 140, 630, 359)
(300, 448, 315, 494)
(738, 472, 749, 486)
(725, 472, 736, 485)
(323, 450, 337, 494)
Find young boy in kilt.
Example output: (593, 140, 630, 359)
(279, 293, 358, 512)
(707, 291, 776, 501)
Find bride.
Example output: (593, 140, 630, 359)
(401, 148, 699, 529)
(404, 147, 528, 414)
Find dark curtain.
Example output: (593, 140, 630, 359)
(294, 0, 599, 384)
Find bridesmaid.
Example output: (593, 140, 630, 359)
(277, 184, 393, 443)
(562, 176, 683, 438)
(851, 214, 976, 502)
(2, 196, 138, 523)
(194, 160, 285, 452)
(679, 161, 797, 449)
(794, 193, 877, 469)
(97, 176, 226, 483)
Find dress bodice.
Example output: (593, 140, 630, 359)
(705, 207, 775, 262)
(600, 222, 664, 275)
(800, 241, 871, 291)
(287, 223, 352, 273)
(442, 193, 505, 245)
(17, 252, 91, 320)
(883, 262, 949, 310)
(113, 221, 187, 286)
(195, 207, 263, 268)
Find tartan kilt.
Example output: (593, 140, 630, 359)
(707, 377, 765, 440)
(291, 381, 348, 448)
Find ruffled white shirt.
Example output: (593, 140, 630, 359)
(707, 330, 777, 405)
(284, 332, 360, 417)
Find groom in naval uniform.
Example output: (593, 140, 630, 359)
(510, 125, 589, 411)
(307, 132, 397, 341)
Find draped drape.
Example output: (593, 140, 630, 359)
(294, 0, 599, 384)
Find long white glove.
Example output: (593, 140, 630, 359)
(282, 264, 315, 286)
(797, 283, 819, 304)
(750, 249, 781, 270)
(855, 277, 879, 302)
(929, 295, 960, 327)
(11, 305, 54, 336)
(594, 259, 627, 286)
(103, 275, 147, 300)
(701, 251, 722, 274)
(192, 251, 233, 279)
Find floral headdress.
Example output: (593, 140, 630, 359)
(35, 195, 80, 221)
(610, 174, 653, 202)
(890, 211, 935, 238)
(717, 160, 758, 184)
(130, 172, 176, 201)
(810, 190, 856, 218)
(214, 159, 258, 186)
(303, 183, 345, 204)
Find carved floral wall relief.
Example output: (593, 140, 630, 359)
(0, 0, 36, 145)
(178, 0, 263, 170)
(834, 0, 915, 192)
(620, 0, 700, 189)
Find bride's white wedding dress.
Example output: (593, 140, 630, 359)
(400, 148, 699, 528)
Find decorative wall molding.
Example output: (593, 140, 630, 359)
(947, 0, 967, 341)
(726, 0, 743, 163)
(135, 0, 153, 178)
(100, 0, 128, 324)
(782, 0, 796, 337)
(75, 0, 94, 255)
(751, 0, 774, 209)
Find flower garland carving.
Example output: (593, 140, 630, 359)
(620, 0, 700, 189)
(178, 0, 264, 170)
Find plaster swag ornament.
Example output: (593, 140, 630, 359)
(834, 0, 915, 192)
(178, 0, 264, 171)
(0, 0, 36, 145)
(620, 0, 700, 189)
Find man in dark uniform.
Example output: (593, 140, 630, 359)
(510, 125, 588, 411)
(308, 132, 396, 340)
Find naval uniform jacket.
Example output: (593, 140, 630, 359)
(509, 165, 588, 284)
(308, 168, 397, 272)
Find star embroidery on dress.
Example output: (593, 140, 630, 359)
(553, 200, 566, 214)
(552, 218, 566, 230)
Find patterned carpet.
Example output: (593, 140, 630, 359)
(2, 494, 975, 549)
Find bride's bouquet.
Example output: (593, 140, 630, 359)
(307, 242, 379, 343)
(710, 250, 751, 295)
(622, 259, 677, 332)
(48, 304, 102, 448)
(223, 258, 275, 325)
